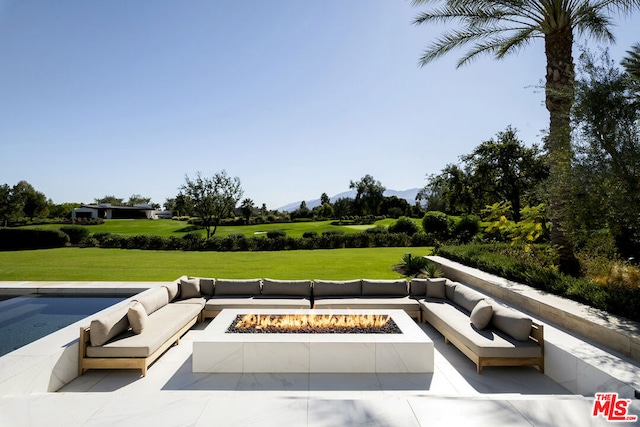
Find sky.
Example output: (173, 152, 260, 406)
(1, 1, 639, 210)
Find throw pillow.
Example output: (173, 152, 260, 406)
(469, 300, 493, 330)
(425, 278, 446, 299)
(180, 277, 201, 299)
(128, 301, 147, 334)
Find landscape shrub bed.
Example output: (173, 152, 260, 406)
(436, 243, 639, 322)
(0, 228, 69, 250)
(90, 230, 432, 252)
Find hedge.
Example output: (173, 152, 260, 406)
(0, 228, 69, 250)
(90, 230, 436, 252)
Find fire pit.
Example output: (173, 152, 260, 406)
(192, 309, 434, 373)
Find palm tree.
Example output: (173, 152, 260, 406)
(622, 42, 640, 102)
(412, 0, 640, 275)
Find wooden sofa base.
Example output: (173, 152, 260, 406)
(432, 319, 544, 374)
(78, 315, 198, 377)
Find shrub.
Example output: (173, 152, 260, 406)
(388, 217, 419, 236)
(365, 225, 388, 234)
(0, 228, 69, 250)
(394, 253, 429, 277)
(422, 211, 451, 239)
(60, 225, 91, 244)
(452, 215, 480, 243)
(182, 232, 204, 251)
(321, 229, 344, 236)
(266, 229, 286, 239)
(302, 231, 318, 239)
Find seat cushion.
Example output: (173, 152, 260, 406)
(205, 296, 311, 311)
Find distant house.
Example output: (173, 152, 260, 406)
(72, 204, 171, 220)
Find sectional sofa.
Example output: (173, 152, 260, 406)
(79, 276, 543, 377)
(414, 278, 544, 374)
(78, 283, 204, 377)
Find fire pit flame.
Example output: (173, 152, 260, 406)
(235, 313, 391, 331)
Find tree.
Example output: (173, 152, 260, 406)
(180, 171, 243, 238)
(126, 194, 152, 206)
(462, 127, 548, 222)
(320, 193, 330, 205)
(332, 197, 354, 218)
(94, 195, 124, 206)
(622, 42, 640, 84)
(422, 164, 474, 215)
(12, 181, 47, 220)
(411, 0, 640, 274)
(0, 184, 16, 227)
(573, 47, 640, 257)
(349, 174, 385, 216)
(240, 198, 255, 224)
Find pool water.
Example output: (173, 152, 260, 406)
(0, 295, 126, 357)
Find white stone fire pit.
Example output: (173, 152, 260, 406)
(192, 309, 434, 373)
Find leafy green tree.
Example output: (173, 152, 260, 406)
(573, 47, 640, 257)
(411, 0, 640, 274)
(320, 192, 330, 205)
(126, 194, 152, 206)
(180, 171, 243, 238)
(349, 174, 385, 216)
(332, 197, 354, 219)
(0, 184, 17, 226)
(462, 127, 548, 222)
(12, 181, 47, 220)
(94, 195, 124, 206)
(422, 164, 474, 215)
(48, 202, 80, 219)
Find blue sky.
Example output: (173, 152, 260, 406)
(1, 1, 639, 210)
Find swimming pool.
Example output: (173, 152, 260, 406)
(0, 294, 126, 357)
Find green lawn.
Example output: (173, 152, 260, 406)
(0, 247, 433, 281)
(24, 219, 375, 238)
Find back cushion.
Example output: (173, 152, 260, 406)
(262, 279, 312, 297)
(313, 280, 361, 297)
(452, 285, 485, 313)
(136, 287, 169, 316)
(199, 278, 215, 296)
(444, 280, 457, 300)
(90, 303, 131, 346)
(361, 279, 408, 296)
(491, 304, 533, 342)
(425, 278, 447, 299)
(180, 277, 201, 299)
(214, 279, 261, 296)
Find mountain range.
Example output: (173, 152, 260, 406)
(277, 188, 421, 212)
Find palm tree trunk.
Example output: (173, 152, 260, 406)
(544, 27, 580, 276)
